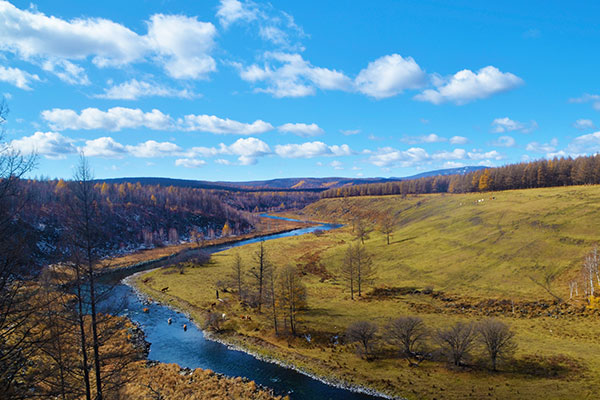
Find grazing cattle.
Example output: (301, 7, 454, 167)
(183, 324, 187, 331)
(143, 307, 149, 313)
(167, 317, 172, 325)
(161, 287, 169, 293)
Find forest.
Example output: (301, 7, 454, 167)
(321, 154, 600, 198)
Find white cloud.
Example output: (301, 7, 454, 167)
(42, 107, 172, 131)
(95, 79, 196, 100)
(215, 158, 231, 165)
(491, 117, 537, 133)
(355, 54, 426, 99)
(41, 59, 89, 85)
(369, 147, 429, 167)
(449, 135, 468, 144)
(493, 135, 516, 147)
(125, 140, 181, 158)
(278, 122, 324, 137)
(467, 150, 503, 160)
(81, 137, 127, 158)
(146, 14, 217, 79)
(415, 66, 523, 105)
(432, 149, 467, 160)
(0, 2, 217, 81)
(239, 52, 352, 97)
(402, 133, 446, 144)
(175, 158, 206, 168)
(565, 132, 600, 154)
(10, 131, 76, 158)
(329, 160, 343, 170)
(569, 94, 600, 111)
(573, 119, 595, 130)
(340, 129, 360, 136)
(216, 0, 257, 28)
(274, 141, 351, 158)
(0, 65, 40, 90)
(225, 137, 272, 165)
(181, 114, 273, 135)
(526, 138, 558, 153)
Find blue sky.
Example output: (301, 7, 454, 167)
(1, 0, 599, 181)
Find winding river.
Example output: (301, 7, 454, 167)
(100, 216, 388, 400)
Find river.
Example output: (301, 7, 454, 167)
(100, 216, 390, 400)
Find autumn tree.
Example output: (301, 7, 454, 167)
(342, 242, 375, 298)
(278, 265, 307, 335)
(477, 319, 517, 371)
(353, 217, 372, 244)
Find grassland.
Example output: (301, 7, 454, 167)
(134, 185, 600, 399)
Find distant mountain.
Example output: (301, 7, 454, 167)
(98, 166, 487, 192)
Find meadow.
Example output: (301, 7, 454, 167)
(135, 185, 600, 399)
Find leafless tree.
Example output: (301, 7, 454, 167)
(278, 265, 307, 335)
(477, 319, 517, 371)
(436, 322, 478, 366)
(205, 311, 224, 332)
(267, 265, 279, 335)
(231, 253, 244, 300)
(378, 216, 395, 245)
(353, 218, 372, 244)
(342, 243, 375, 298)
(385, 316, 428, 357)
(581, 246, 600, 298)
(346, 321, 378, 358)
(528, 266, 563, 305)
(248, 240, 271, 312)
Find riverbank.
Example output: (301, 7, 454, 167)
(126, 270, 397, 400)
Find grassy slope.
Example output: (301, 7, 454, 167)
(135, 186, 600, 400)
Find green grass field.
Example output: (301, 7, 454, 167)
(135, 185, 600, 399)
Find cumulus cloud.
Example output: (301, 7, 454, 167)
(175, 158, 206, 168)
(41, 107, 274, 135)
(81, 137, 127, 158)
(125, 140, 181, 158)
(354, 54, 426, 99)
(225, 137, 272, 165)
(239, 52, 352, 97)
(449, 135, 468, 145)
(274, 141, 351, 158)
(573, 119, 595, 130)
(493, 135, 516, 147)
(369, 147, 429, 168)
(0, 65, 40, 90)
(564, 132, 600, 155)
(569, 94, 600, 111)
(402, 133, 446, 144)
(95, 79, 196, 100)
(216, 0, 257, 28)
(415, 66, 523, 105)
(42, 107, 172, 131)
(526, 138, 558, 153)
(181, 114, 273, 135)
(10, 131, 76, 158)
(0, 2, 217, 81)
(329, 160, 343, 170)
(491, 117, 537, 133)
(278, 122, 324, 137)
(340, 129, 360, 136)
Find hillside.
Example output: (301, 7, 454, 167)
(299, 185, 600, 298)
(135, 185, 600, 399)
(98, 166, 486, 191)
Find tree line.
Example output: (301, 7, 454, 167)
(321, 155, 600, 198)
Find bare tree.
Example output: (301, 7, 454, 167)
(344, 243, 375, 298)
(346, 321, 378, 358)
(340, 245, 357, 300)
(436, 322, 477, 366)
(378, 216, 395, 245)
(248, 240, 271, 312)
(69, 155, 104, 400)
(528, 266, 563, 305)
(231, 253, 244, 300)
(267, 265, 279, 335)
(353, 218, 372, 244)
(581, 246, 599, 298)
(477, 319, 517, 371)
(385, 316, 428, 357)
(278, 265, 307, 335)
(205, 311, 224, 332)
